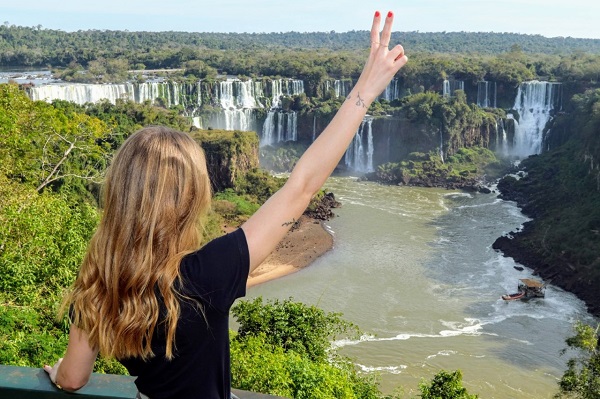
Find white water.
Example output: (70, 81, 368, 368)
(244, 178, 597, 398)
(477, 81, 497, 108)
(27, 78, 303, 144)
(344, 118, 374, 173)
(509, 81, 561, 157)
(443, 79, 465, 97)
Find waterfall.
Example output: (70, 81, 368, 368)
(378, 79, 401, 101)
(28, 81, 198, 107)
(261, 111, 297, 146)
(312, 116, 317, 142)
(322, 79, 353, 98)
(30, 83, 135, 104)
(344, 118, 374, 173)
(259, 79, 304, 145)
(509, 81, 561, 157)
(270, 79, 304, 107)
(477, 81, 497, 108)
(27, 77, 306, 145)
(495, 118, 509, 157)
(334, 80, 351, 98)
(206, 108, 257, 132)
(218, 79, 262, 109)
(442, 79, 464, 97)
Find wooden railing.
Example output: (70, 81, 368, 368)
(0, 364, 285, 399)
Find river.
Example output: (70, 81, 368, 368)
(243, 176, 597, 398)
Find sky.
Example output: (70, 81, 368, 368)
(1, 0, 599, 39)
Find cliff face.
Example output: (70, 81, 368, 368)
(191, 129, 259, 192)
(492, 89, 600, 317)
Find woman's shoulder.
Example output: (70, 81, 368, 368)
(181, 228, 249, 278)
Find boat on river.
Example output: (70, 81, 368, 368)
(502, 278, 546, 301)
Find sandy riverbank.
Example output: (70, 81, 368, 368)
(246, 215, 334, 288)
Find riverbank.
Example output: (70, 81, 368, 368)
(247, 215, 334, 288)
(491, 155, 600, 319)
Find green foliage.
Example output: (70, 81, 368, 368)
(231, 333, 384, 399)
(371, 147, 504, 188)
(234, 168, 286, 204)
(230, 299, 390, 399)
(3, 22, 600, 72)
(419, 370, 479, 399)
(0, 176, 98, 305)
(557, 322, 600, 399)
(0, 175, 99, 368)
(0, 83, 112, 202)
(232, 297, 359, 363)
(213, 189, 260, 224)
(259, 142, 309, 173)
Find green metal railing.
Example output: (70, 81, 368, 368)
(0, 365, 285, 398)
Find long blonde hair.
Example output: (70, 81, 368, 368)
(63, 126, 212, 360)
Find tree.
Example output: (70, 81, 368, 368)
(0, 83, 112, 198)
(231, 296, 358, 363)
(419, 370, 479, 399)
(557, 322, 600, 399)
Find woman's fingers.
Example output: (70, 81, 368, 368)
(370, 11, 382, 49)
(390, 44, 407, 63)
(380, 11, 394, 48)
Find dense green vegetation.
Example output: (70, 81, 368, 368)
(2, 23, 600, 70)
(3, 24, 600, 98)
(370, 147, 505, 189)
(557, 322, 600, 399)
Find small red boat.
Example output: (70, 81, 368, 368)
(502, 292, 525, 301)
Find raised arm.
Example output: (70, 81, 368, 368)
(241, 11, 408, 271)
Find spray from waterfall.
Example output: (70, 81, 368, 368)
(508, 81, 561, 158)
(344, 118, 374, 173)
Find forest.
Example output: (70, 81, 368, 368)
(1, 23, 600, 398)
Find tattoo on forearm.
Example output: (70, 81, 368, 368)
(282, 218, 300, 231)
(347, 92, 368, 108)
(282, 218, 297, 227)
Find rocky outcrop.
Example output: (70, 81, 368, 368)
(304, 192, 341, 221)
(191, 129, 259, 192)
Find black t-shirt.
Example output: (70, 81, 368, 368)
(119, 228, 250, 398)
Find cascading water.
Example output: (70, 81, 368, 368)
(495, 118, 509, 157)
(261, 111, 298, 145)
(377, 79, 401, 101)
(27, 79, 302, 143)
(28, 81, 202, 108)
(442, 79, 464, 97)
(260, 79, 304, 145)
(322, 79, 353, 99)
(344, 118, 374, 173)
(477, 81, 497, 108)
(30, 82, 136, 104)
(218, 79, 263, 109)
(508, 81, 561, 157)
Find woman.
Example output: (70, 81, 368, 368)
(44, 11, 407, 398)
